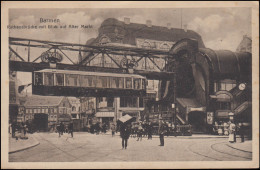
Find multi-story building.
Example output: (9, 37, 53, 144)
(68, 97, 81, 119)
(82, 18, 204, 125)
(17, 95, 72, 130)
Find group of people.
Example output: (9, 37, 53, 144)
(129, 122, 154, 140)
(88, 122, 109, 135)
(9, 122, 29, 139)
(119, 120, 169, 149)
(57, 121, 74, 138)
(213, 121, 246, 143)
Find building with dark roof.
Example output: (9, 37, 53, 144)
(88, 18, 205, 48)
(17, 95, 72, 130)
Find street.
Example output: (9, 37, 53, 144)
(9, 132, 252, 162)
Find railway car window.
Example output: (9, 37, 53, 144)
(125, 78, 132, 89)
(96, 77, 109, 88)
(111, 77, 124, 88)
(96, 77, 102, 88)
(134, 78, 141, 89)
(55, 74, 64, 86)
(34, 72, 43, 85)
(44, 73, 54, 86)
(66, 74, 79, 86)
(80, 75, 95, 87)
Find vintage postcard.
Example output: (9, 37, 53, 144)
(1, 1, 259, 169)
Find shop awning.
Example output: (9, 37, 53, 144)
(95, 112, 115, 118)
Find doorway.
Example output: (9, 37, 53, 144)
(188, 111, 206, 133)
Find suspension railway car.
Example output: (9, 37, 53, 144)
(32, 69, 146, 97)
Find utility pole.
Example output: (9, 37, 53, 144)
(173, 59, 177, 125)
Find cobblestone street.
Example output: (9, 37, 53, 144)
(9, 132, 252, 162)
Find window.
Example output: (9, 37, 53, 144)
(142, 41, 152, 49)
(99, 36, 111, 44)
(120, 97, 138, 107)
(72, 106, 76, 111)
(125, 78, 132, 89)
(56, 74, 64, 86)
(66, 74, 79, 86)
(147, 80, 154, 90)
(34, 109, 37, 113)
(107, 97, 114, 107)
(218, 80, 236, 91)
(139, 97, 144, 107)
(44, 73, 54, 86)
(111, 77, 124, 88)
(142, 79, 146, 89)
(216, 102, 231, 110)
(38, 109, 41, 113)
(26, 109, 29, 114)
(45, 108, 48, 113)
(34, 72, 43, 85)
(54, 108, 57, 113)
(41, 108, 45, 113)
(80, 75, 95, 87)
(96, 77, 109, 88)
(160, 43, 170, 51)
(134, 78, 141, 89)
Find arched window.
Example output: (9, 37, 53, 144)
(142, 40, 152, 49)
(160, 43, 171, 51)
(72, 106, 76, 111)
(99, 35, 111, 44)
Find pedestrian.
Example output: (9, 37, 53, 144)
(238, 123, 245, 143)
(102, 123, 107, 134)
(223, 122, 229, 136)
(137, 122, 143, 141)
(158, 120, 167, 146)
(59, 122, 64, 137)
(228, 121, 236, 143)
(111, 123, 116, 137)
(147, 122, 153, 140)
(120, 123, 131, 149)
(11, 122, 16, 138)
(68, 121, 74, 138)
(23, 123, 28, 138)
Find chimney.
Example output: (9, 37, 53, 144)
(167, 23, 171, 29)
(146, 20, 152, 27)
(124, 17, 130, 24)
(183, 24, 187, 32)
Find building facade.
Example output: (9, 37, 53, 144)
(17, 95, 72, 130)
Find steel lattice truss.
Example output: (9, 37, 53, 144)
(9, 37, 176, 80)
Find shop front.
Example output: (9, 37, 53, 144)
(95, 112, 114, 127)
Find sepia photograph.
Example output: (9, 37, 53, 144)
(1, 1, 259, 169)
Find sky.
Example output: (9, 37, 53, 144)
(9, 8, 251, 91)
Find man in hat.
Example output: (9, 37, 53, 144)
(120, 123, 131, 149)
(158, 120, 166, 146)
